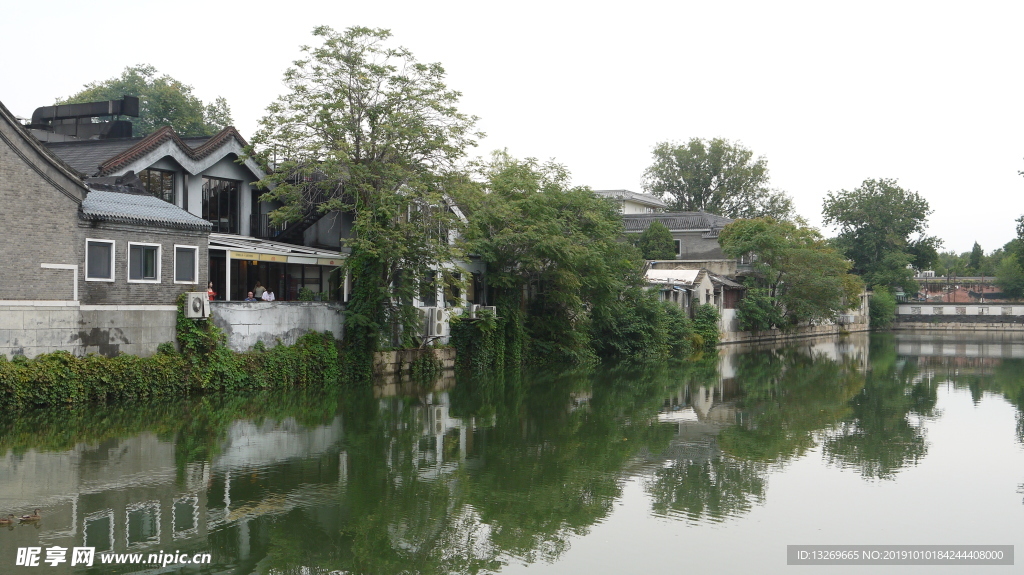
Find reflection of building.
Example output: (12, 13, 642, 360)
(0, 415, 346, 572)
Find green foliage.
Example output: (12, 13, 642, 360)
(463, 151, 647, 365)
(720, 217, 863, 325)
(692, 304, 720, 349)
(248, 26, 479, 367)
(735, 288, 784, 332)
(0, 296, 340, 410)
(969, 242, 984, 272)
(822, 178, 940, 294)
(590, 289, 664, 359)
(869, 287, 897, 329)
(58, 64, 232, 137)
(636, 220, 676, 260)
(995, 255, 1024, 299)
(298, 287, 316, 301)
(642, 138, 794, 220)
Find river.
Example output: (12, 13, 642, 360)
(1, 331, 1022, 574)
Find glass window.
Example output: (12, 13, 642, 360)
(139, 168, 175, 204)
(174, 245, 198, 283)
(86, 239, 114, 280)
(202, 177, 240, 234)
(128, 243, 160, 282)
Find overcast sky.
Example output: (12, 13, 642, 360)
(3, 0, 1022, 254)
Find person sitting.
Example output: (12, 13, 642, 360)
(253, 281, 266, 299)
(244, 291, 259, 302)
(261, 289, 275, 301)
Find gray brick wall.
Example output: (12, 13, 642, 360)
(78, 221, 209, 305)
(0, 118, 85, 301)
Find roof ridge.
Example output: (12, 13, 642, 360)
(0, 98, 88, 202)
(96, 125, 248, 176)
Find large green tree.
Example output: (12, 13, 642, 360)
(719, 217, 863, 327)
(465, 151, 673, 364)
(59, 64, 232, 137)
(821, 178, 940, 293)
(636, 220, 676, 260)
(248, 26, 479, 377)
(641, 138, 794, 220)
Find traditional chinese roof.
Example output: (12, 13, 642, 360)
(45, 126, 251, 177)
(80, 187, 212, 231)
(621, 211, 734, 233)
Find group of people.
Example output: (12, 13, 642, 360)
(207, 281, 276, 302)
(245, 281, 275, 302)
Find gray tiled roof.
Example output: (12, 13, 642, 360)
(81, 189, 212, 231)
(621, 211, 733, 232)
(46, 138, 145, 175)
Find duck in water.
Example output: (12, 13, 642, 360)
(19, 510, 41, 523)
(0, 514, 14, 525)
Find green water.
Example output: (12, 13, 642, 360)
(1, 332, 1022, 574)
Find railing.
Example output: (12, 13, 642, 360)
(249, 214, 288, 240)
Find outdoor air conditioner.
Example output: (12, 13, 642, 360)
(431, 307, 448, 337)
(185, 292, 210, 319)
(480, 305, 497, 316)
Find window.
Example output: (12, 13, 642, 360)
(174, 245, 199, 284)
(128, 242, 161, 282)
(86, 239, 115, 281)
(202, 176, 240, 234)
(140, 168, 175, 204)
(674, 239, 682, 256)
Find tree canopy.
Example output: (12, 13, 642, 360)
(58, 64, 232, 137)
(464, 151, 651, 363)
(636, 220, 676, 260)
(821, 178, 940, 293)
(642, 138, 794, 220)
(719, 217, 862, 327)
(247, 26, 479, 374)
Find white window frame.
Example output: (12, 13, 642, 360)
(674, 239, 682, 256)
(173, 244, 200, 285)
(85, 238, 116, 282)
(127, 242, 162, 283)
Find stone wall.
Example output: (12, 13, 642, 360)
(0, 302, 176, 359)
(719, 318, 870, 345)
(1, 105, 86, 301)
(210, 301, 343, 352)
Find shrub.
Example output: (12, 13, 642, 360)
(869, 287, 897, 329)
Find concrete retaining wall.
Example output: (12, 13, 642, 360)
(719, 316, 870, 345)
(892, 321, 1024, 332)
(0, 301, 176, 359)
(210, 301, 343, 352)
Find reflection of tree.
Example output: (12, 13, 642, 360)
(718, 348, 864, 462)
(823, 335, 936, 479)
(648, 457, 767, 522)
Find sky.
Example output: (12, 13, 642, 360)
(3, 0, 1022, 254)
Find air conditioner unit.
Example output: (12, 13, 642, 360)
(185, 292, 210, 319)
(480, 305, 497, 316)
(431, 307, 448, 337)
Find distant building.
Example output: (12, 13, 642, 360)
(592, 189, 667, 214)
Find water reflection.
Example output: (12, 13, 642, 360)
(1, 332, 1023, 573)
